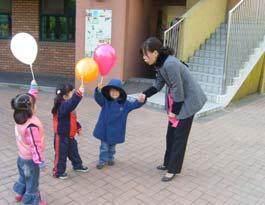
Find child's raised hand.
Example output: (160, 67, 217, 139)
(97, 83, 104, 90)
(79, 85, 85, 95)
(138, 94, 146, 103)
(31, 80, 38, 86)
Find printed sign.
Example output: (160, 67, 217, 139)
(85, 9, 112, 57)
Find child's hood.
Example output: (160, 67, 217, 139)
(101, 79, 127, 102)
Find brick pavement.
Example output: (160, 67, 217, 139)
(1, 86, 265, 205)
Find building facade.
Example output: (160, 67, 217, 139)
(0, 0, 75, 76)
(0, 0, 241, 90)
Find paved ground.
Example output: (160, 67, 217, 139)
(0, 72, 75, 88)
(0, 72, 152, 95)
(1, 86, 265, 205)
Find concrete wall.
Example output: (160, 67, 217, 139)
(187, 0, 241, 11)
(163, 6, 187, 27)
(233, 53, 265, 102)
(178, 0, 227, 61)
(0, 0, 75, 76)
(186, 0, 200, 9)
(76, 0, 127, 92)
(123, 0, 152, 80)
(227, 0, 241, 10)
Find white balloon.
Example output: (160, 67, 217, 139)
(10, 33, 38, 65)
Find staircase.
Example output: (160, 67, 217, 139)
(128, 0, 265, 117)
(127, 24, 229, 116)
(187, 23, 227, 104)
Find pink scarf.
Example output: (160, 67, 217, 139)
(168, 93, 179, 128)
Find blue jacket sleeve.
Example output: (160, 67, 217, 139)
(126, 99, 144, 113)
(58, 91, 82, 117)
(94, 87, 105, 107)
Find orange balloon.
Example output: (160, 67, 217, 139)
(75, 58, 99, 83)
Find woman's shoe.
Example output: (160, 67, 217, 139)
(156, 165, 167, 170)
(161, 173, 176, 182)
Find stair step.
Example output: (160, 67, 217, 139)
(216, 27, 227, 35)
(206, 38, 227, 46)
(189, 57, 225, 67)
(194, 50, 225, 59)
(204, 92, 219, 103)
(220, 23, 227, 29)
(210, 34, 227, 42)
(127, 77, 153, 84)
(198, 82, 222, 94)
(128, 93, 224, 116)
(209, 36, 227, 44)
(196, 102, 224, 118)
(202, 44, 226, 52)
(188, 63, 223, 76)
(190, 71, 223, 85)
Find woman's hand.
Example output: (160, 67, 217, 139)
(168, 112, 176, 118)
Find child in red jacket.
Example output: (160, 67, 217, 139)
(52, 83, 88, 179)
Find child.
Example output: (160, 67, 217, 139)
(94, 79, 145, 169)
(51, 83, 88, 179)
(11, 80, 47, 205)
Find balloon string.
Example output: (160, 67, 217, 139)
(30, 64, 35, 81)
(100, 76, 104, 85)
(81, 76, 84, 87)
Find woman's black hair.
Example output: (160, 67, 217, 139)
(11, 93, 36, 124)
(51, 83, 74, 114)
(141, 37, 174, 56)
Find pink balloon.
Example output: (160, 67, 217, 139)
(93, 44, 117, 76)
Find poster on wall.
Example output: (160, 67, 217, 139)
(85, 9, 112, 57)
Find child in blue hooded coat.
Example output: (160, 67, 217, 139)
(93, 79, 145, 169)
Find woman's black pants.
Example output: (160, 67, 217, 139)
(163, 115, 194, 174)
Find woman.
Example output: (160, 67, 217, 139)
(139, 37, 207, 182)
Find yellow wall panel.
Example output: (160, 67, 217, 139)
(178, 0, 227, 61)
(232, 53, 265, 102)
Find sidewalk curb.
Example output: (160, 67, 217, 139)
(0, 82, 55, 93)
(0, 82, 94, 98)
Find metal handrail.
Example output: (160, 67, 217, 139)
(222, 0, 265, 93)
(163, 18, 184, 57)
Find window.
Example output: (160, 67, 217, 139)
(40, 0, 75, 42)
(0, 0, 11, 39)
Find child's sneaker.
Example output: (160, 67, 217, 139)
(108, 160, 115, 166)
(15, 194, 23, 202)
(40, 199, 48, 205)
(57, 173, 68, 180)
(73, 166, 89, 173)
(96, 163, 106, 169)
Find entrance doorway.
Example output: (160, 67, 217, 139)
(123, 0, 187, 80)
(146, 0, 187, 78)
